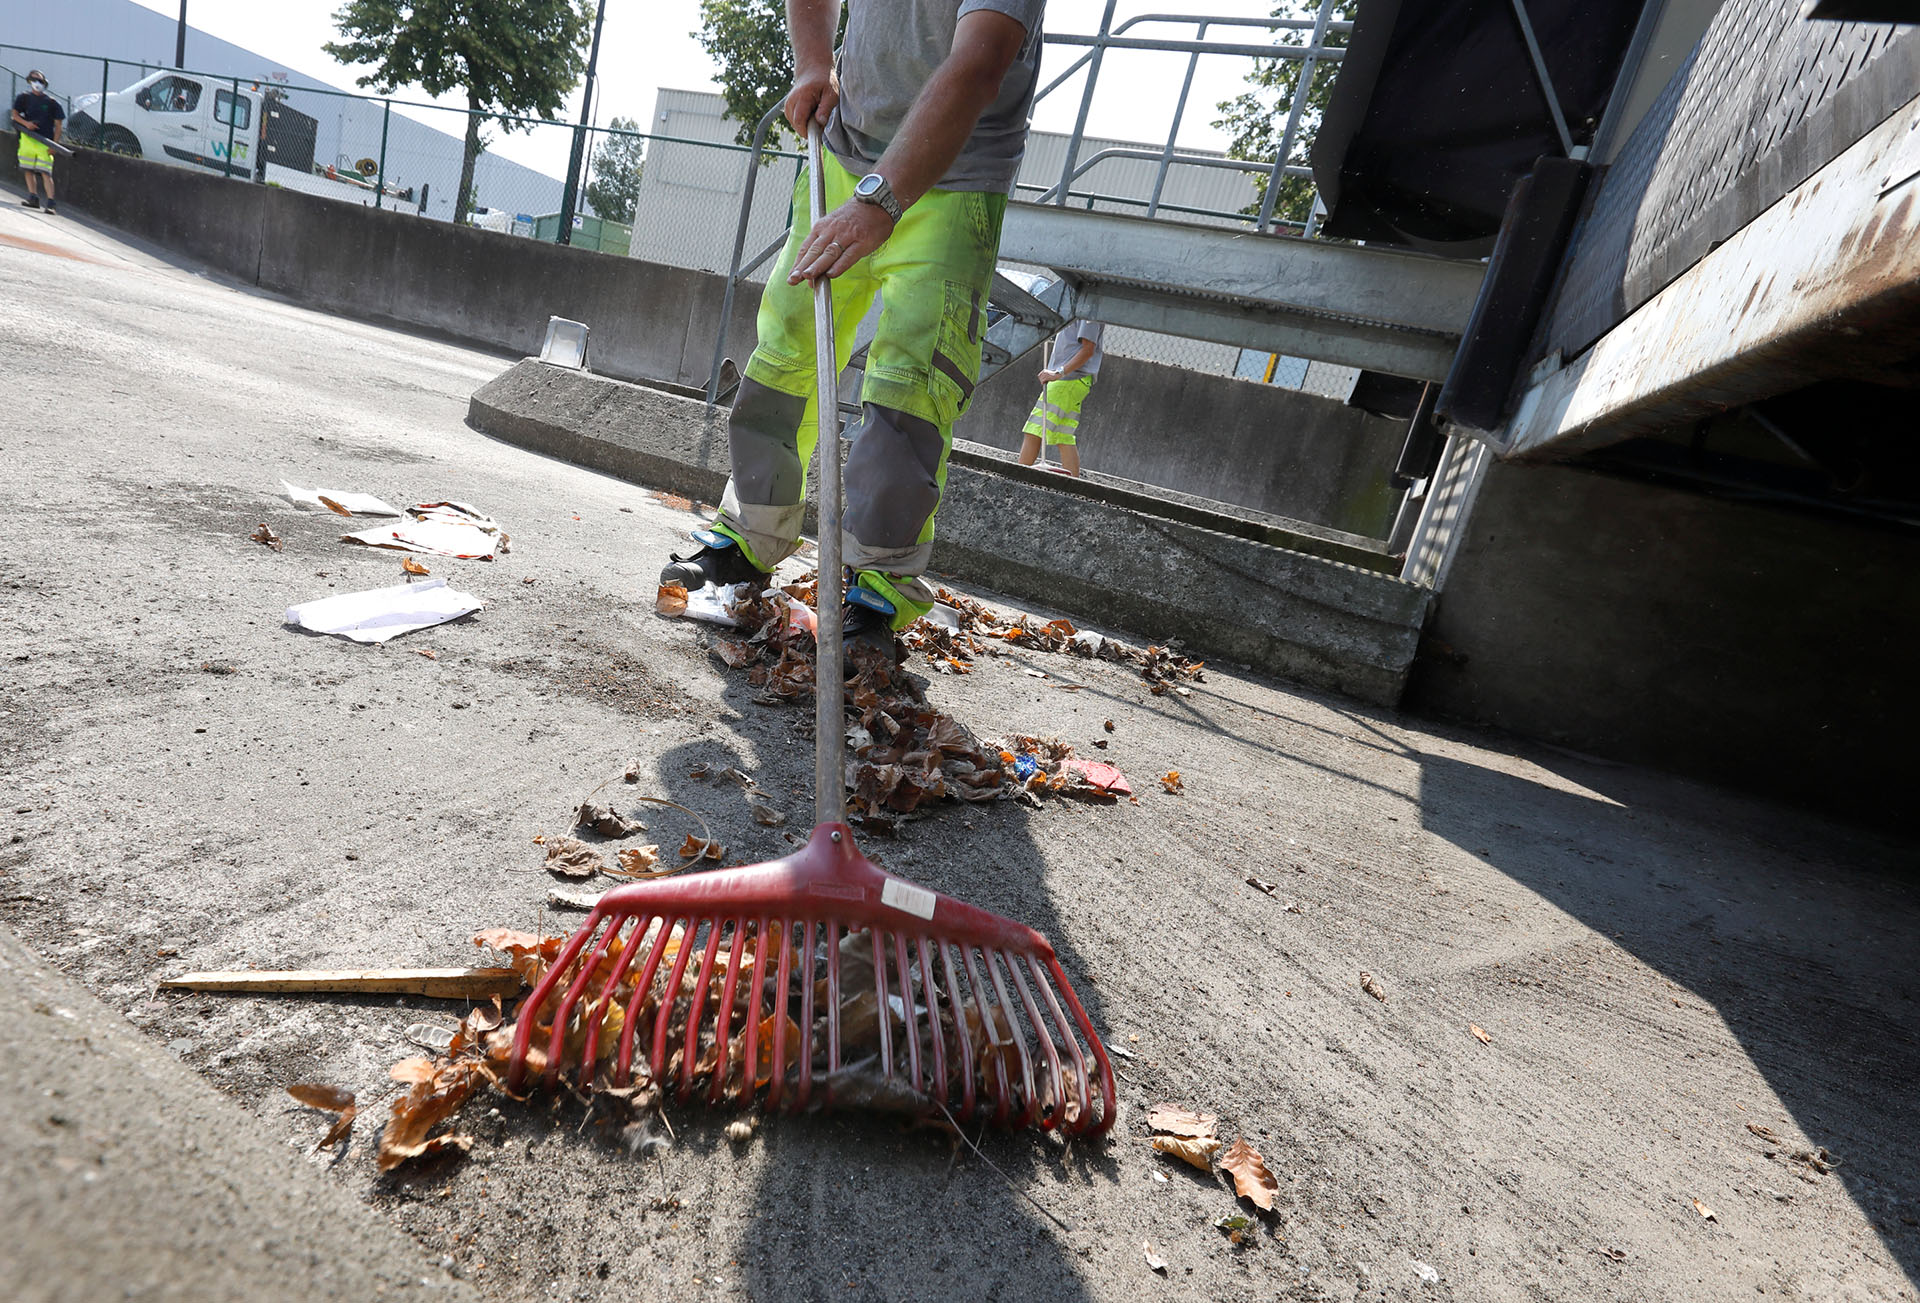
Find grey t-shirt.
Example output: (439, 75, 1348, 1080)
(825, 0, 1046, 194)
(1048, 320, 1105, 377)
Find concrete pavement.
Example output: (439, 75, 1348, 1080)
(2, 198, 1916, 1303)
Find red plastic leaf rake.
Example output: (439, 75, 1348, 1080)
(503, 127, 1113, 1136)
(503, 823, 1115, 1135)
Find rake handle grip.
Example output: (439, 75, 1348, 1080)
(809, 121, 847, 829)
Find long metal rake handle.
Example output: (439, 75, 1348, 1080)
(809, 120, 847, 829)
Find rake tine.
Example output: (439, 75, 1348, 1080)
(892, 930, 923, 1095)
(680, 921, 726, 1102)
(508, 908, 608, 1091)
(737, 916, 770, 1106)
(916, 935, 948, 1105)
(1026, 954, 1093, 1134)
(577, 918, 647, 1086)
(612, 918, 677, 1088)
(795, 918, 818, 1112)
(708, 922, 749, 1106)
(543, 918, 625, 1090)
(767, 917, 797, 1110)
(985, 949, 1040, 1127)
(824, 919, 843, 1074)
(650, 916, 703, 1084)
(939, 941, 976, 1121)
(871, 927, 894, 1082)
(1045, 953, 1118, 1137)
(1006, 954, 1066, 1131)
(960, 944, 1012, 1127)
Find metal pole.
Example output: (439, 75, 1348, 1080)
(175, 1, 187, 68)
(1257, 0, 1335, 233)
(100, 58, 110, 136)
(225, 77, 238, 180)
(557, 0, 609, 245)
(1055, 0, 1118, 206)
(1507, 0, 1575, 156)
(706, 103, 788, 406)
(806, 121, 845, 829)
(374, 99, 390, 210)
(1147, 21, 1205, 219)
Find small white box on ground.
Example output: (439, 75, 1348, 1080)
(540, 317, 590, 370)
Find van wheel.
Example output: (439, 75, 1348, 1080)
(101, 127, 141, 158)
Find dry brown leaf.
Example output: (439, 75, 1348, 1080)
(314, 1106, 357, 1151)
(656, 583, 689, 617)
(1152, 1134, 1221, 1171)
(1746, 1122, 1779, 1143)
(1246, 875, 1278, 894)
(745, 792, 787, 826)
(543, 836, 606, 879)
(615, 845, 663, 877)
(1147, 1103, 1218, 1139)
(1218, 1137, 1279, 1210)
(1143, 1242, 1167, 1273)
(650, 490, 695, 512)
(1160, 771, 1184, 794)
(288, 1082, 354, 1113)
(250, 523, 282, 551)
(317, 494, 354, 518)
(576, 801, 646, 839)
(415, 648, 438, 661)
(712, 640, 757, 668)
(679, 834, 723, 862)
(1691, 1197, 1718, 1222)
(388, 1058, 438, 1085)
(1360, 971, 1387, 1002)
(1470, 1023, 1492, 1045)
(401, 556, 430, 576)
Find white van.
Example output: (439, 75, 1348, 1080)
(68, 71, 266, 179)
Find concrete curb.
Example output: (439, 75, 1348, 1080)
(468, 360, 1432, 705)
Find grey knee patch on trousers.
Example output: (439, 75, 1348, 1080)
(844, 403, 943, 550)
(727, 378, 808, 506)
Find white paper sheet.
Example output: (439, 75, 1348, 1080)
(339, 501, 508, 560)
(281, 480, 401, 517)
(285, 576, 484, 644)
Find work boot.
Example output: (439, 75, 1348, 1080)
(21, 194, 40, 209)
(659, 529, 769, 590)
(841, 582, 901, 657)
(42, 200, 56, 215)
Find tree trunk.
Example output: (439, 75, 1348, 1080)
(455, 91, 482, 225)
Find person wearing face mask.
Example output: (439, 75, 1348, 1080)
(11, 71, 65, 214)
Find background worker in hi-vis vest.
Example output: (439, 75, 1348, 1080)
(661, 0, 1047, 642)
(1017, 318, 1104, 477)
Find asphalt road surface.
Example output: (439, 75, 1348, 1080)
(1, 202, 1916, 1303)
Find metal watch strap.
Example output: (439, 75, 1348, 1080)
(856, 174, 903, 223)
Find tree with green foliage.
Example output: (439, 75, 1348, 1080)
(584, 116, 645, 224)
(694, 0, 844, 147)
(325, 0, 594, 225)
(1213, 3, 1350, 228)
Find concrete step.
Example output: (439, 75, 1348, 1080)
(468, 360, 1432, 705)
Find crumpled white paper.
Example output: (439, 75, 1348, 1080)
(340, 501, 508, 560)
(281, 480, 400, 516)
(285, 576, 484, 644)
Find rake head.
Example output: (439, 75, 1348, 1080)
(503, 822, 1116, 1137)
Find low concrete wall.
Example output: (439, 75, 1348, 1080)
(470, 360, 1433, 706)
(12, 138, 1405, 535)
(1407, 461, 1919, 829)
(4, 140, 762, 391)
(959, 354, 1407, 538)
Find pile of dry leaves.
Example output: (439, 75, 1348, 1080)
(688, 578, 1131, 830)
(360, 922, 1098, 1168)
(917, 588, 1206, 696)
(1148, 1103, 1279, 1243)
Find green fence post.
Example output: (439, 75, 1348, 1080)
(375, 98, 390, 210)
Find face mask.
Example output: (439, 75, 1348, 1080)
(29, 82, 46, 92)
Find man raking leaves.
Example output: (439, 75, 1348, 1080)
(11, 72, 68, 214)
(662, 0, 1046, 641)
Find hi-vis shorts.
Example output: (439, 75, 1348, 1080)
(17, 132, 54, 174)
(1024, 375, 1094, 446)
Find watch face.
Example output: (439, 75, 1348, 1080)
(856, 174, 883, 198)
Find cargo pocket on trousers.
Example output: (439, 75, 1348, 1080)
(928, 279, 982, 428)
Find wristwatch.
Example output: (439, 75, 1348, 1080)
(853, 172, 903, 223)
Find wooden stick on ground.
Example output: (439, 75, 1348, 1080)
(159, 967, 524, 999)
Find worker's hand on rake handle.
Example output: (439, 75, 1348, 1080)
(789, 199, 894, 284)
(784, 70, 838, 136)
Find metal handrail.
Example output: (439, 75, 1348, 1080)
(706, 102, 793, 405)
(1031, 146, 1312, 207)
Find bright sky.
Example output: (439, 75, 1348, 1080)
(127, 0, 1297, 180)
